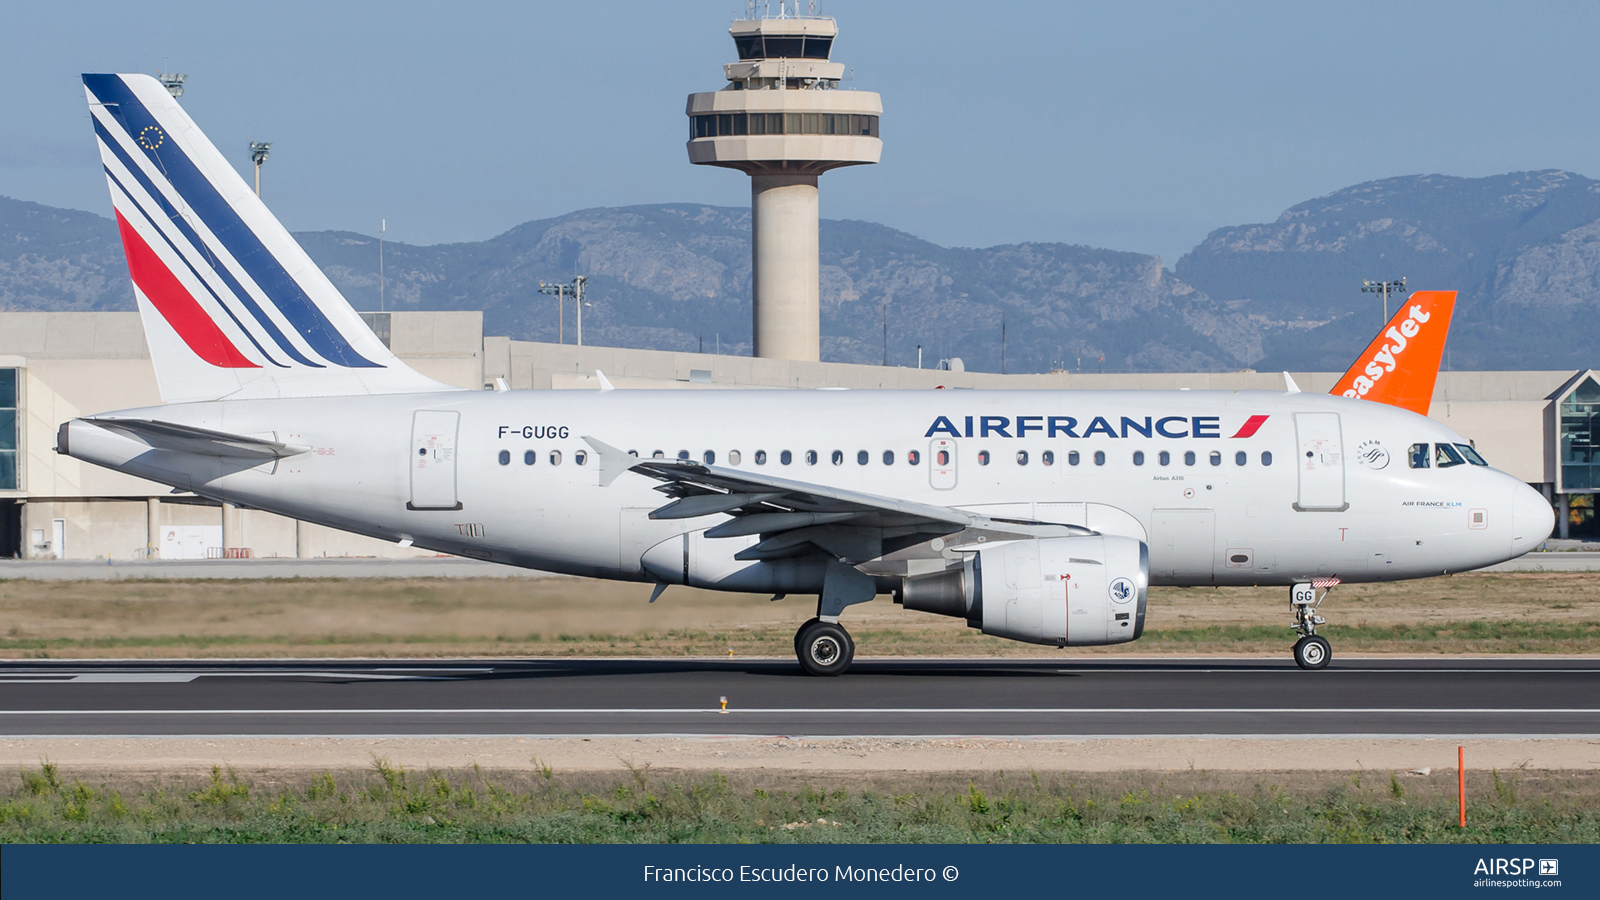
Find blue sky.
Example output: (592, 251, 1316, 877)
(4, 0, 1598, 265)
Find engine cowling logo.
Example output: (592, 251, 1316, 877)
(1109, 577, 1135, 604)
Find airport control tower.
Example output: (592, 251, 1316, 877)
(686, 6, 882, 361)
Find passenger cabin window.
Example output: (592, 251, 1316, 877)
(677, 450, 690, 460)
(1435, 443, 1467, 468)
(1456, 443, 1488, 466)
(652, 450, 665, 459)
(755, 450, 767, 465)
(805, 450, 818, 465)
(524, 450, 537, 466)
(550, 451, 563, 466)
(1209, 451, 1222, 467)
(1409, 443, 1430, 468)
(1068, 451, 1080, 466)
(729, 450, 742, 465)
(1042, 450, 1054, 466)
(498, 450, 510, 466)
(1235, 451, 1247, 466)
(1184, 450, 1196, 466)
(780, 450, 793, 465)
(857, 450, 869, 465)
(1158, 450, 1170, 466)
(907, 450, 920, 465)
(936, 449, 950, 466)
(1132, 451, 1145, 466)
(574, 451, 588, 466)
(831, 450, 844, 465)
(882, 450, 894, 465)
(1016, 450, 1029, 466)
(1261, 451, 1273, 466)
(978, 450, 991, 466)
(1093, 450, 1105, 466)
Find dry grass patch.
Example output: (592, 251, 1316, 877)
(0, 571, 1596, 658)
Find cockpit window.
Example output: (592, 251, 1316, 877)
(1435, 442, 1467, 468)
(1408, 443, 1430, 469)
(1456, 443, 1489, 466)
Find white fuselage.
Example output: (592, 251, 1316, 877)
(64, 388, 1551, 590)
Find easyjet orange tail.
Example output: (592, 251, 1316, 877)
(1330, 290, 1456, 416)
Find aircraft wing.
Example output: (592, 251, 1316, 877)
(584, 436, 1086, 563)
(83, 418, 308, 461)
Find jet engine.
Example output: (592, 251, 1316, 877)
(897, 535, 1148, 646)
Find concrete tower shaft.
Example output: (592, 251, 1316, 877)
(686, 11, 882, 361)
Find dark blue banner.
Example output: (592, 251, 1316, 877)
(3, 844, 1593, 899)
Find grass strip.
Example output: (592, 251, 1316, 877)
(4, 761, 1596, 844)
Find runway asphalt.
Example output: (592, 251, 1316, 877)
(0, 657, 1595, 738)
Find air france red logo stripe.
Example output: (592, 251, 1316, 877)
(115, 211, 258, 369)
(1230, 415, 1270, 438)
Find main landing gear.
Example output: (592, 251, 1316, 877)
(1291, 581, 1334, 670)
(795, 618, 855, 677)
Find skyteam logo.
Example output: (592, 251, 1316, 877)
(923, 415, 1269, 439)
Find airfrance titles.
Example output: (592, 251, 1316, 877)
(924, 414, 1270, 440)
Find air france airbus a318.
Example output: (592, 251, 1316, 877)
(61, 74, 1555, 674)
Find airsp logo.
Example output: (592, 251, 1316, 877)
(1355, 440, 1390, 470)
(1108, 577, 1135, 604)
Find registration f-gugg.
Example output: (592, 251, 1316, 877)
(63, 74, 1556, 673)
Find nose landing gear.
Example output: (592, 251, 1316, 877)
(1291, 579, 1337, 670)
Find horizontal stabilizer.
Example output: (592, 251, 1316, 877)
(82, 417, 307, 460)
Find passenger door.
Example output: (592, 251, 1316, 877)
(409, 410, 461, 510)
(1294, 413, 1346, 511)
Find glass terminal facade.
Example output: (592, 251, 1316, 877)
(1560, 375, 1600, 538)
(0, 368, 16, 491)
(692, 112, 878, 140)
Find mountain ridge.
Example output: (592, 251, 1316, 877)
(5, 168, 1600, 373)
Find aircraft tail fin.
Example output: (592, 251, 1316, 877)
(1330, 290, 1456, 416)
(82, 73, 458, 403)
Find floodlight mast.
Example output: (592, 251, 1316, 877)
(157, 71, 186, 98)
(538, 277, 593, 346)
(1362, 277, 1407, 324)
(248, 141, 271, 198)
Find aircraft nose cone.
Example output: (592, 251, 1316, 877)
(1511, 484, 1556, 556)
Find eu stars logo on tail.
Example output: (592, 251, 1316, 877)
(83, 73, 457, 404)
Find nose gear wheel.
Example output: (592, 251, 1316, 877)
(1290, 579, 1338, 670)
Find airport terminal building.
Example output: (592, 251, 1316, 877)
(1, 310, 1595, 560)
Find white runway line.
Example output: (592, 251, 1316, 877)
(2, 707, 1599, 715)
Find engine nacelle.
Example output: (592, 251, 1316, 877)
(899, 535, 1148, 647)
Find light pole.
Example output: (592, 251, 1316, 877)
(1362, 277, 1407, 325)
(248, 141, 271, 197)
(538, 281, 571, 344)
(378, 219, 386, 312)
(157, 71, 186, 98)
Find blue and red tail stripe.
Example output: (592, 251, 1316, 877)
(85, 74, 380, 369)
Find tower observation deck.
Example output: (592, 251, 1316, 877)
(686, 7, 882, 361)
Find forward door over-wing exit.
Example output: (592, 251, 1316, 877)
(1294, 413, 1345, 511)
